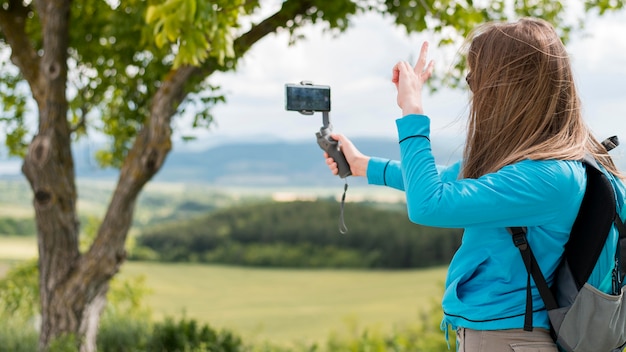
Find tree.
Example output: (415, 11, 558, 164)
(0, 0, 623, 350)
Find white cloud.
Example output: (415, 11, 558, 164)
(184, 8, 626, 163)
(567, 12, 626, 158)
(569, 12, 626, 75)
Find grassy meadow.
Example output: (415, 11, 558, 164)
(0, 179, 451, 347)
(0, 236, 37, 262)
(0, 235, 448, 346)
(118, 262, 447, 345)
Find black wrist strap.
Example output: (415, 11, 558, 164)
(339, 180, 348, 234)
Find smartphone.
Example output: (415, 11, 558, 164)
(285, 83, 331, 112)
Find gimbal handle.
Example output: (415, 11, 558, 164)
(316, 116, 352, 178)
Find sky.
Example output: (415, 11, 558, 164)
(176, 5, 626, 163)
(1, 4, 625, 176)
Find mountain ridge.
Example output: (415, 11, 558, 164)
(71, 137, 464, 186)
(17, 136, 626, 188)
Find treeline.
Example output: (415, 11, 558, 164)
(0, 217, 35, 236)
(132, 200, 463, 269)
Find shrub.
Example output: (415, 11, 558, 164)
(323, 298, 455, 352)
(0, 260, 156, 352)
(0, 319, 38, 352)
(98, 314, 151, 352)
(147, 316, 245, 352)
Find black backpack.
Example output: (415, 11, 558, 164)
(508, 137, 626, 352)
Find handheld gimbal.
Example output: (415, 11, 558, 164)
(284, 81, 351, 178)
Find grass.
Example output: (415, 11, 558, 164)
(0, 236, 37, 261)
(0, 235, 448, 347)
(0, 204, 33, 218)
(118, 262, 447, 346)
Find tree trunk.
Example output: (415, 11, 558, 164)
(20, 0, 79, 350)
(8, 0, 315, 350)
(17, 0, 186, 349)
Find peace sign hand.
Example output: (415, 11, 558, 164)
(391, 41, 435, 116)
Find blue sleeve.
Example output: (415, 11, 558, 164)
(367, 154, 462, 190)
(367, 158, 404, 190)
(396, 114, 584, 229)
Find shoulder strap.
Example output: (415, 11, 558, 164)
(615, 207, 626, 281)
(507, 156, 618, 331)
(508, 226, 557, 331)
(602, 136, 619, 152)
(566, 156, 617, 288)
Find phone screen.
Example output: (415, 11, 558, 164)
(285, 84, 331, 112)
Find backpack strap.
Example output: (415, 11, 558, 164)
(617, 214, 626, 238)
(592, 138, 624, 293)
(602, 136, 619, 152)
(508, 226, 558, 331)
(567, 156, 616, 288)
(615, 207, 626, 286)
(507, 155, 617, 331)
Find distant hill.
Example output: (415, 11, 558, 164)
(24, 135, 626, 187)
(73, 137, 465, 186)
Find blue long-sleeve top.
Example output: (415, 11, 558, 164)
(366, 114, 626, 332)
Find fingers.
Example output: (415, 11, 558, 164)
(323, 150, 338, 175)
(423, 60, 435, 80)
(392, 61, 412, 84)
(391, 62, 402, 85)
(414, 41, 430, 74)
(324, 154, 339, 175)
(392, 54, 433, 90)
(411, 41, 434, 82)
(325, 134, 350, 176)
(331, 133, 348, 146)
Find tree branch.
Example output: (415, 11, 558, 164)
(197, 0, 314, 78)
(81, 65, 198, 280)
(0, 0, 43, 102)
(234, 0, 314, 55)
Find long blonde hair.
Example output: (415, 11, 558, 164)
(462, 18, 622, 179)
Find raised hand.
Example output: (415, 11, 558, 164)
(391, 41, 435, 116)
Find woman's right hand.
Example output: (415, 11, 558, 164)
(324, 134, 370, 177)
(391, 41, 434, 116)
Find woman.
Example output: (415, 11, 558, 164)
(325, 18, 626, 351)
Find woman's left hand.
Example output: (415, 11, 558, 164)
(392, 41, 435, 116)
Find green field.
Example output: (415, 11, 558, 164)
(119, 262, 447, 345)
(0, 236, 36, 277)
(0, 236, 37, 261)
(0, 236, 448, 346)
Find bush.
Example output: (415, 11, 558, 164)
(0, 261, 156, 352)
(49, 334, 80, 352)
(98, 314, 151, 352)
(0, 259, 38, 318)
(147, 317, 245, 352)
(0, 319, 38, 352)
(324, 299, 455, 352)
